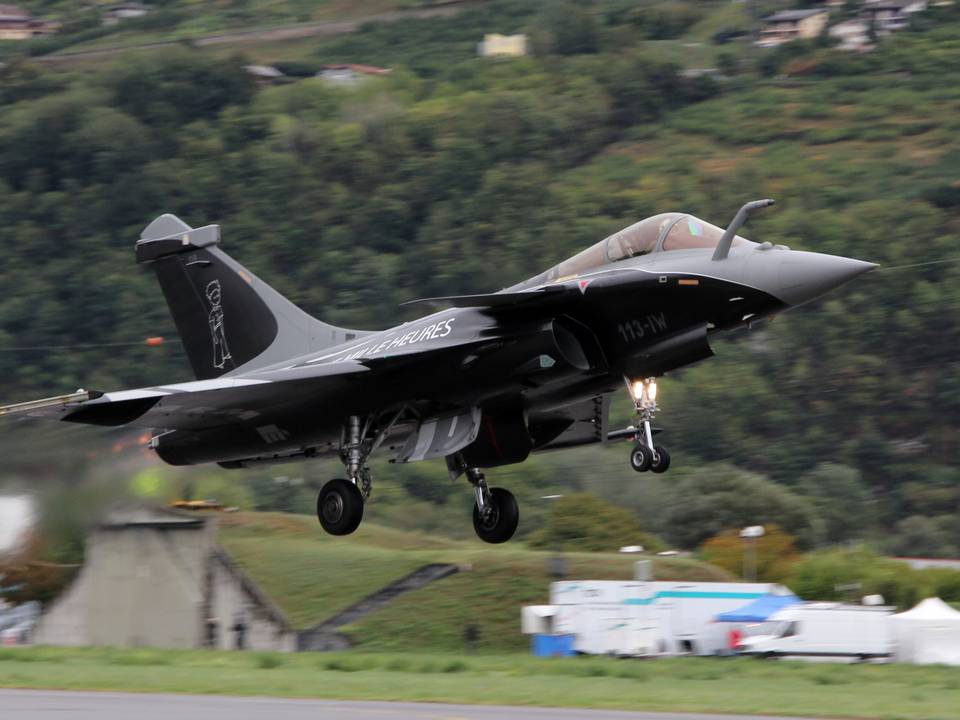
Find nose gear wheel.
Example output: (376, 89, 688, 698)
(630, 444, 653, 472)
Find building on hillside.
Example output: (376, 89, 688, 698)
(318, 63, 392, 86)
(32, 506, 294, 651)
(477, 33, 528, 57)
(829, 19, 874, 51)
(103, 3, 150, 26)
(861, 1, 928, 33)
(757, 9, 830, 47)
(244, 64, 287, 87)
(0, 4, 59, 40)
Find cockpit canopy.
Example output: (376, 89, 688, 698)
(546, 213, 753, 281)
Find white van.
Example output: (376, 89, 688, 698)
(738, 603, 894, 661)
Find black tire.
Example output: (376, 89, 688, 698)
(472, 487, 519, 544)
(650, 445, 671, 474)
(317, 479, 364, 536)
(630, 444, 653, 472)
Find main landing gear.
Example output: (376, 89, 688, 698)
(627, 378, 671, 474)
(315, 413, 520, 544)
(466, 467, 519, 544)
(317, 414, 388, 536)
(444, 454, 519, 544)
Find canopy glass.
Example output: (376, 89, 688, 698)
(545, 213, 752, 281)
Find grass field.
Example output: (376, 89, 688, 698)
(1, 647, 959, 719)
(218, 512, 732, 650)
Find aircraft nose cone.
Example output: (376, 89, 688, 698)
(772, 252, 877, 307)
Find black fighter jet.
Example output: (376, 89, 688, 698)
(1, 201, 875, 543)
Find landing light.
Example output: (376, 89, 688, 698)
(631, 380, 657, 403)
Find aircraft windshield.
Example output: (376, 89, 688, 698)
(662, 215, 747, 251)
(534, 213, 751, 285)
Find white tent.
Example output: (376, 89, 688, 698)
(892, 597, 960, 665)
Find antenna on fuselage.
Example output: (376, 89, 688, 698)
(712, 198, 775, 261)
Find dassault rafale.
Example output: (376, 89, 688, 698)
(1, 200, 875, 543)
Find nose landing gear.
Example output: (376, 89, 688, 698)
(627, 378, 671, 474)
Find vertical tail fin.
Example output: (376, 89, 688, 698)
(137, 214, 368, 380)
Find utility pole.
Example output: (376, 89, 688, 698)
(740, 525, 765, 582)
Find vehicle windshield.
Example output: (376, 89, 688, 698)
(533, 213, 752, 284)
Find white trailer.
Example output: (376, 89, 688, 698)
(637, 581, 782, 656)
(521, 600, 659, 657)
(738, 603, 894, 661)
(543, 580, 785, 657)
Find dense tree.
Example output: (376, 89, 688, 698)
(527, 493, 663, 552)
(795, 463, 873, 546)
(660, 465, 818, 549)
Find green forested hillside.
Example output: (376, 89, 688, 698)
(2, 1, 959, 556)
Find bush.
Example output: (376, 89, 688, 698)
(324, 657, 362, 672)
(255, 653, 283, 669)
(785, 549, 960, 609)
(527, 492, 663, 553)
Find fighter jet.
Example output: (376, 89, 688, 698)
(1, 200, 875, 543)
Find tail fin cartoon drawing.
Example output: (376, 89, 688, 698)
(136, 214, 369, 380)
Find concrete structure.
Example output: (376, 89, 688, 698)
(318, 63, 391, 86)
(477, 33, 528, 57)
(829, 19, 873, 51)
(33, 507, 293, 651)
(0, 4, 58, 40)
(298, 563, 459, 651)
(758, 9, 829, 47)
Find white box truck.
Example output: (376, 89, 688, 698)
(738, 603, 894, 661)
(545, 580, 785, 656)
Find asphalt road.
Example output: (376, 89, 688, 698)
(0, 690, 817, 720)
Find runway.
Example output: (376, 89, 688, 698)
(0, 690, 815, 720)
